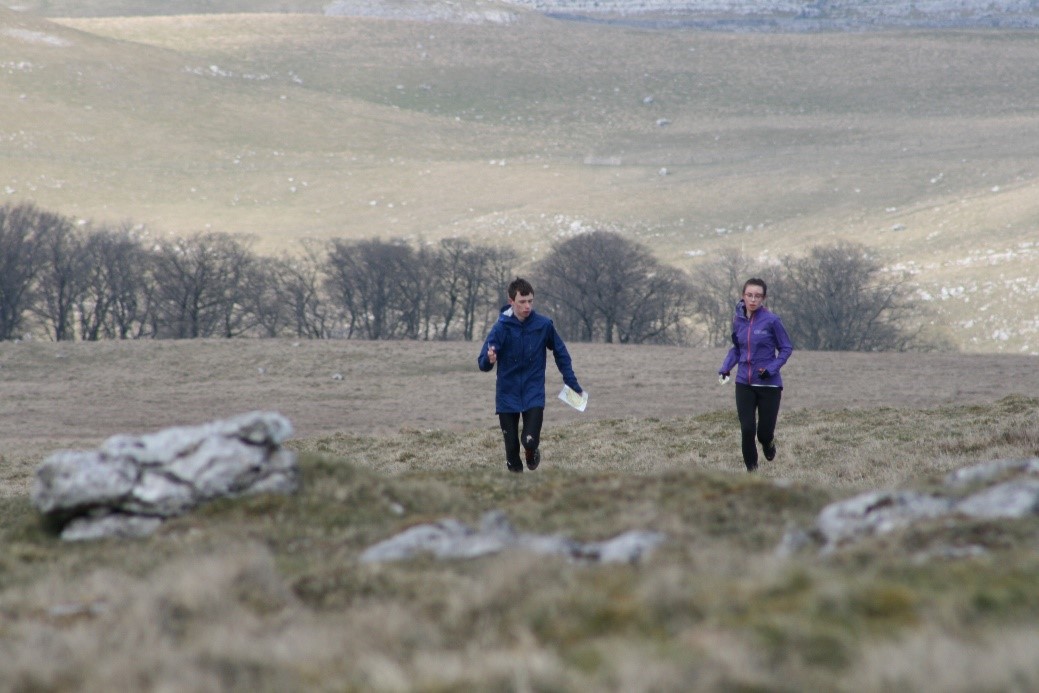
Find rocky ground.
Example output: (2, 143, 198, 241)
(327, 0, 1039, 29)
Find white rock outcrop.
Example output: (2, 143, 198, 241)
(361, 509, 666, 564)
(32, 412, 299, 541)
(781, 457, 1039, 555)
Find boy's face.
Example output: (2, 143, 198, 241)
(509, 292, 534, 321)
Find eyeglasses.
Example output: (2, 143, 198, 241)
(743, 293, 765, 300)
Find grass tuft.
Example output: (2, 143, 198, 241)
(1, 342, 1039, 688)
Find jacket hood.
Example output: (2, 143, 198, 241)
(499, 304, 538, 323)
(735, 300, 771, 321)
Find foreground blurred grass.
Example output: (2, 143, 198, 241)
(1, 396, 1038, 690)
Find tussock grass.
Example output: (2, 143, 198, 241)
(1, 347, 1038, 690)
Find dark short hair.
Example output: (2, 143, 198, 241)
(508, 277, 534, 299)
(743, 278, 767, 297)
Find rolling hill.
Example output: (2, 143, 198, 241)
(1, 3, 1037, 353)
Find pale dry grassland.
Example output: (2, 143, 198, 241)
(1, 339, 1038, 691)
(3, 7, 1039, 351)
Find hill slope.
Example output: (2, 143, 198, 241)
(2, 7, 1038, 352)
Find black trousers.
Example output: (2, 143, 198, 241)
(498, 407, 544, 468)
(734, 383, 782, 468)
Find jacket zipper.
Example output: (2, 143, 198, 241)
(746, 311, 754, 385)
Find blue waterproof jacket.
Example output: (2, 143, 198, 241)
(719, 301, 794, 387)
(478, 306, 582, 413)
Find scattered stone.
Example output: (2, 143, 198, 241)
(944, 458, 1039, 488)
(783, 457, 1039, 556)
(955, 479, 1039, 519)
(31, 411, 299, 541)
(360, 509, 665, 564)
(816, 490, 952, 553)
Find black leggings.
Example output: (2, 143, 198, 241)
(734, 383, 782, 468)
(499, 407, 544, 468)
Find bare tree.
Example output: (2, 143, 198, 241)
(617, 265, 695, 344)
(77, 225, 155, 340)
(536, 230, 692, 344)
(241, 259, 291, 338)
(151, 232, 256, 339)
(325, 238, 423, 339)
(477, 246, 519, 337)
(689, 247, 755, 347)
(0, 202, 48, 340)
(78, 225, 146, 338)
(432, 239, 512, 340)
(280, 240, 330, 338)
(779, 242, 919, 351)
(213, 236, 256, 338)
(402, 244, 433, 340)
(433, 238, 470, 340)
(33, 214, 87, 341)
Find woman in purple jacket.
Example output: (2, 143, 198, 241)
(718, 278, 794, 472)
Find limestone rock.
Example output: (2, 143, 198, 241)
(31, 411, 298, 541)
(786, 457, 1039, 555)
(955, 479, 1039, 519)
(360, 509, 665, 564)
(816, 490, 952, 552)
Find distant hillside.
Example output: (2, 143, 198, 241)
(2, 5, 1038, 354)
(11, 0, 1039, 28)
(500, 0, 1039, 30)
(326, 0, 1039, 29)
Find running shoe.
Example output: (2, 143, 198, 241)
(525, 447, 541, 471)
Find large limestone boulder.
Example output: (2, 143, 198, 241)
(32, 411, 298, 541)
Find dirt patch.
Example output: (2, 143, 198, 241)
(1, 338, 1033, 472)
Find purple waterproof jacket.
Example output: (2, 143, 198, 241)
(718, 301, 794, 387)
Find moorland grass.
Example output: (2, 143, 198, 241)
(1, 389, 1038, 690)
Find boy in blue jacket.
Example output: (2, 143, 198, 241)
(478, 278, 583, 473)
(718, 277, 794, 472)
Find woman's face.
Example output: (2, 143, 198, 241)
(743, 285, 765, 314)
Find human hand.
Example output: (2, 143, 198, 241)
(758, 368, 771, 378)
(486, 345, 497, 364)
(718, 372, 730, 385)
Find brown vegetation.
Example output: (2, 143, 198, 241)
(1, 339, 1035, 488)
(1, 339, 1038, 689)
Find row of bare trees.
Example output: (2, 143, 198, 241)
(1, 201, 929, 349)
(0, 202, 516, 342)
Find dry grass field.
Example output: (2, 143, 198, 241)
(1, 338, 1038, 690)
(1, 338, 1034, 490)
(3, 4, 1039, 687)
(2, 5, 1038, 352)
